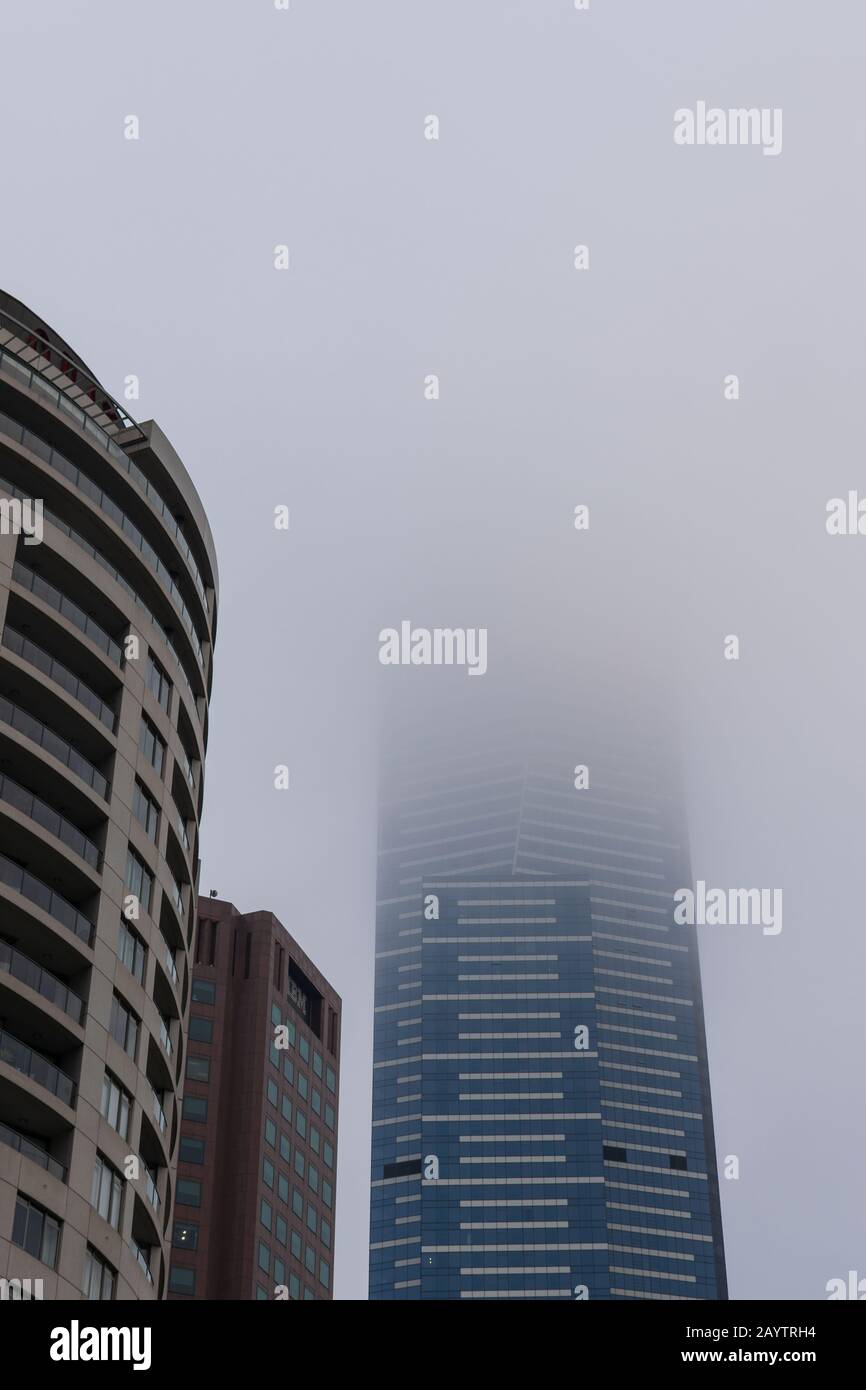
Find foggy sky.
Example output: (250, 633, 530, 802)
(2, 0, 864, 1299)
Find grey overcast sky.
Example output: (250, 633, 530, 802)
(2, 0, 864, 1300)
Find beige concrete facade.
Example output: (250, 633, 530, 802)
(0, 292, 217, 1299)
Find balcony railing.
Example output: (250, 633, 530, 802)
(0, 940, 84, 1024)
(0, 470, 200, 714)
(158, 1018, 173, 1058)
(0, 692, 109, 800)
(161, 939, 179, 988)
(12, 562, 123, 665)
(0, 328, 209, 609)
(0, 1120, 66, 1181)
(143, 1165, 161, 1215)
(0, 1026, 75, 1106)
(131, 1239, 154, 1285)
(0, 768, 100, 869)
(0, 400, 208, 671)
(150, 1086, 168, 1136)
(168, 874, 184, 919)
(0, 848, 94, 946)
(2, 627, 116, 733)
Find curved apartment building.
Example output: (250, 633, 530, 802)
(0, 291, 217, 1299)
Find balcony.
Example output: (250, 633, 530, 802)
(0, 940, 84, 1025)
(0, 692, 109, 800)
(161, 939, 179, 988)
(2, 627, 116, 733)
(0, 321, 209, 609)
(130, 1239, 154, 1285)
(143, 1163, 161, 1216)
(158, 1017, 173, 1059)
(0, 396, 208, 672)
(12, 562, 123, 666)
(0, 849, 94, 946)
(150, 1086, 168, 1137)
(0, 1026, 75, 1106)
(0, 769, 100, 870)
(0, 469, 200, 714)
(0, 1120, 66, 1181)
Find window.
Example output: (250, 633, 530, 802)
(322, 1180, 333, 1210)
(264, 1119, 276, 1149)
(12, 1195, 61, 1268)
(274, 1257, 286, 1288)
(276, 1215, 288, 1247)
(311, 1088, 321, 1117)
(172, 1221, 198, 1251)
(291, 1231, 302, 1259)
(279, 1133, 291, 1163)
(326, 1066, 336, 1094)
(282, 1057, 294, 1086)
(319, 1260, 330, 1290)
(299, 1036, 310, 1063)
(258, 1242, 270, 1274)
(278, 1173, 290, 1204)
(310, 1127, 320, 1155)
(180, 1137, 204, 1165)
(125, 847, 153, 914)
(267, 1079, 278, 1108)
(83, 1247, 116, 1300)
(91, 1155, 123, 1229)
(323, 1141, 334, 1170)
(282, 1020, 296, 1050)
(109, 992, 139, 1059)
(304, 1287, 315, 1301)
(669, 1154, 688, 1171)
(294, 1152, 305, 1179)
(295, 1111, 307, 1141)
(289, 1274, 300, 1300)
(298, 1073, 309, 1102)
(132, 779, 159, 840)
(325, 1104, 335, 1130)
(192, 979, 216, 1005)
(306, 1204, 317, 1233)
(118, 919, 146, 983)
(256, 1285, 269, 1301)
(139, 715, 166, 776)
(183, 1096, 208, 1123)
(169, 1266, 196, 1296)
(186, 1054, 210, 1082)
(313, 1050, 323, 1078)
(321, 1218, 331, 1249)
(189, 1016, 213, 1043)
(271, 1002, 282, 1026)
(146, 652, 172, 713)
(308, 1164, 319, 1195)
(176, 1178, 202, 1207)
(261, 1199, 273, 1232)
(263, 1158, 274, 1189)
(304, 1245, 315, 1274)
(100, 1070, 132, 1140)
(281, 1095, 292, 1123)
(292, 1189, 303, 1219)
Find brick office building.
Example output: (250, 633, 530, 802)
(169, 897, 341, 1300)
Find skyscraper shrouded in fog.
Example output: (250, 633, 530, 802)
(0, 292, 217, 1299)
(370, 694, 727, 1301)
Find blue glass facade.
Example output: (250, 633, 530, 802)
(370, 730, 727, 1300)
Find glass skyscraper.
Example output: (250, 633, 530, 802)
(369, 707, 727, 1300)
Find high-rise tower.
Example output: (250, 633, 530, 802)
(0, 292, 217, 1299)
(370, 703, 727, 1300)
